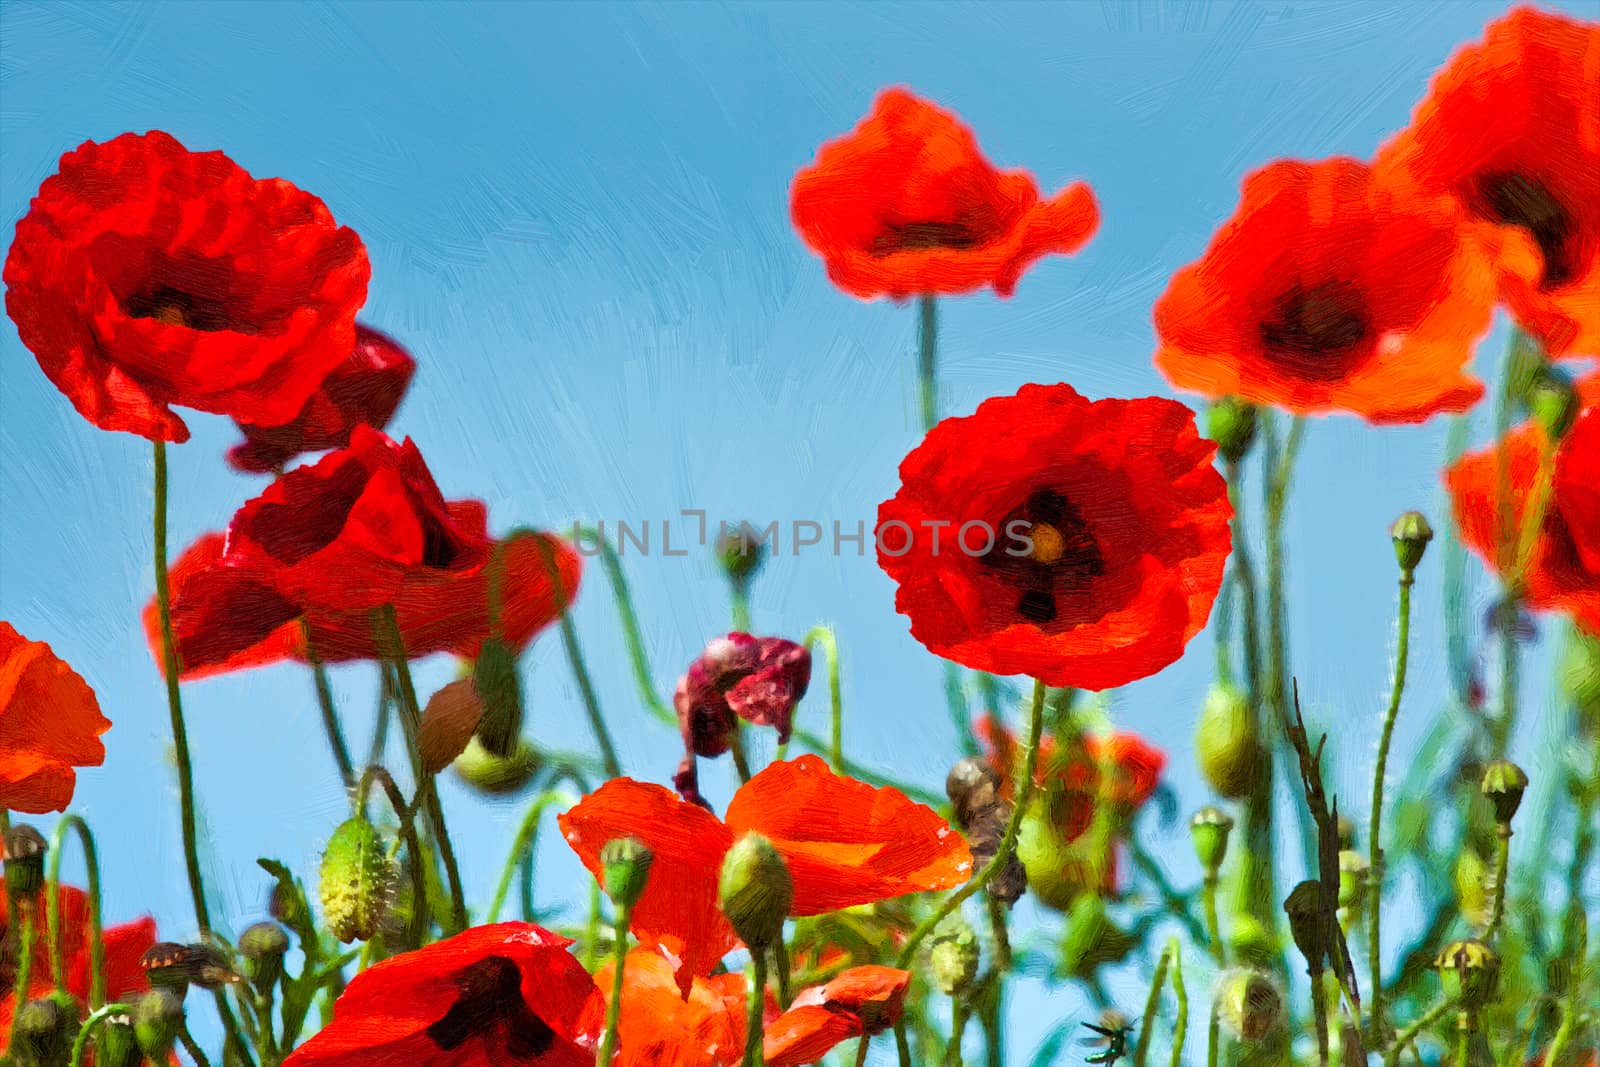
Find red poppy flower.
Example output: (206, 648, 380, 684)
(144, 433, 580, 677)
(3, 131, 369, 442)
(876, 383, 1231, 691)
(228, 324, 417, 473)
(1375, 7, 1600, 358)
(559, 756, 971, 988)
(0, 623, 111, 814)
(1154, 157, 1499, 423)
(0, 879, 158, 1038)
(790, 88, 1099, 299)
(673, 634, 812, 806)
(1447, 399, 1600, 635)
(282, 923, 604, 1067)
(596, 947, 908, 1067)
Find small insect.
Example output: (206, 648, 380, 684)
(1080, 1021, 1135, 1065)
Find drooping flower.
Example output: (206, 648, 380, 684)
(228, 324, 416, 473)
(0, 623, 111, 813)
(790, 88, 1099, 299)
(596, 946, 908, 1067)
(143, 430, 579, 677)
(673, 634, 812, 805)
(3, 131, 370, 442)
(1446, 389, 1600, 635)
(281, 923, 604, 1067)
(0, 879, 158, 1036)
(876, 383, 1231, 691)
(1154, 157, 1499, 423)
(1376, 7, 1600, 358)
(560, 756, 971, 988)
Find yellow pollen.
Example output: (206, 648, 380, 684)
(1030, 523, 1066, 565)
(151, 303, 189, 327)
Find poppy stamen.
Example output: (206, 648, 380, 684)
(1259, 281, 1371, 380)
(425, 955, 554, 1060)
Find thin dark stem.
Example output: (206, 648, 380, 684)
(1369, 568, 1415, 1043)
(356, 764, 429, 948)
(772, 941, 792, 1009)
(1167, 941, 1187, 1067)
(1385, 999, 1453, 1067)
(577, 526, 675, 728)
(596, 904, 632, 1066)
(1132, 943, 1172, 1067)
(6, 908, 35, 1051)
(917, 294, 938, 432)
(946, 998, 967, 1067)
(303, 624, 355, 790)
(488, 789, 577, 922)
(1310, 964, 1331, 1067)
(46, 816, 104, 1006)
(742, 952, 769, 1067)
(1225, 454, 1274, 930)
(1484, 825, 1512, 941)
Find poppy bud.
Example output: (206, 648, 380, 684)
(928, 916, 980, 997)
(319, 817, 398, 943)
(1390, 511, 1434, 572)
(133, 988, 185, 1060)
(1015, 801, 1085, 912)
(1195, 684, 1262, 799)
(1479, 760, 1529, 826)
(1189, 806, 1234, 874)
(3, 824, 48, 896)
(1559, 630, 1600, 734)
(1228, 914, 1278, 969)
(141, 942, 240, 991)
(599, 836, 654, 912)
(1434, 938, 1500, 1011)
(96, 1014, 143, 1067)
(239, 921, 291, 993)
(1206, 397, 1258, 464)
(945, 757, 1002, 829)
(1058, 895, 1137, 980)
(264, 860, 314, 937)
(419, 678, 484, 773)
(1529, 373, 1579, 440)
(1216, 969, 1284, 1041)
(715, 523, 768, 585)
(1283, 880, 1328, 969)
(453, 736, 542, 795)
(472, 637, 524, 758)
(13, 994, 77, 1065)
(1337, 850, 1369, 914)
(718, 832, 792, 950)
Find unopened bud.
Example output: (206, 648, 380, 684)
(239, 921, 291, 992)
(420, 678, 484, 773)
(2, 824, 48, 896)
(1190, 806, 1235, 873)
(1390, 511, 1434, 572)
(1206, 397, 1259, 464)
(1283, 880, 1328, 969)
(1337, 851, 1369, 913)
(1228, 914, 1277, 969)
(945, 757, 1002, 828)
(600, 837, 654, 911)
(1059, 895, 1137, 980)
(13, 994, 77, 1065)
(453, 736, 542, 795)
(141, 942, 239, 991)
(715, 523, 768, 585)
(1529, 374, 1579, 440)
(1480, 760, 1529, 826)
(1216, 969, 1283, 1041)
(1196, 684, 1262, 799)
(718, 832, 792, 949)
(1434, 938, 1500, 1011)
(134, 988, 185, 1059)
(928, 916, 980, 996)
(319, 817, 398, 943)
(473, 638, 524, 758)
(96, 1014, 143, 1067)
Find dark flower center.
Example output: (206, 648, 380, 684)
(982, 489, 1104, 625)
(1474, 171, 1578, 290)
(425, 956, 554, 1061)
(872, 220, 981, 255)
(124, 285, 244, 332)
(1258, 282, 1371, 380)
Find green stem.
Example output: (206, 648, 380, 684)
(731, 581, 752, 633)
(897, 679, 1045, 969)
(1207, 1002, 1221, 1067)
(559, 608, 623, 779)
(1544, 906, 1586, 1067)
(356, 764, 429, 948)
(380, 608, 467, 933)
(584, 882, 603, 971)
(596, 903, 632, 1066)
(577, 526, 675, 728)
(917, 295, 938, 432)
(488, 790, 577, 922)
(855, 1037, 871, 1067)
(896, 1019, 912, 1067)
(796, 625, 842, 769)
(303, 624, 355, 791)
(1385, 999, 1454, 1067)
(1369, 567, 1415, 1042)
(1483, 824, 1511, 941)
(152, 439, 211, 937)
(180, 1024, 214, 1067)
(1202, 874, 1224, 968)
(1167, 940, 1187, 1067)
(46, 816, 104, 1005)
(6, 908, 35, 1052)
(1225, 454, 1273, 932)
(1456, 1014, 1471, 1067)
(1310, 964, 1331, 1067)
(946, 998, 967, 1067)
(1132, 943, 1172, 1067)
(67, 1002, 131, 1067)
(772, 941, 792, 1009)
(369, 668, 395, 767)
(945, 663, 979, 758)
(743, 952, 769, 1067)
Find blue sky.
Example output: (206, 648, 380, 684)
(1, 1, 1589, 1059)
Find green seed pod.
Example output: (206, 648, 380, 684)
(1189, 806, 1235, 874)
(13, 995, 77, 1066)
(1434, 938, 1500, 1011)
(1479, 760, 1529, 826)
(1206, 397, 1259, 464)
(96, 1014, 144, 1067)
(1196, 684, 1263, 799)
(715, 522, 768, 585)
(2, 824, 48, 896)
(1216, 969, 1284, 1041)
(718, 832, 792, 950)
(1529, 373, 1579, 440)
(599, 836, 654, 912)
(319, 817, 398, 943)
(133, 988, 185, 1060)
(1389, 511, 1434, 572)
(453, 736, 542, 795)
(239, 921, 291, 993)
(928, 915, 980, 997)
(472, 637, 524, 758)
